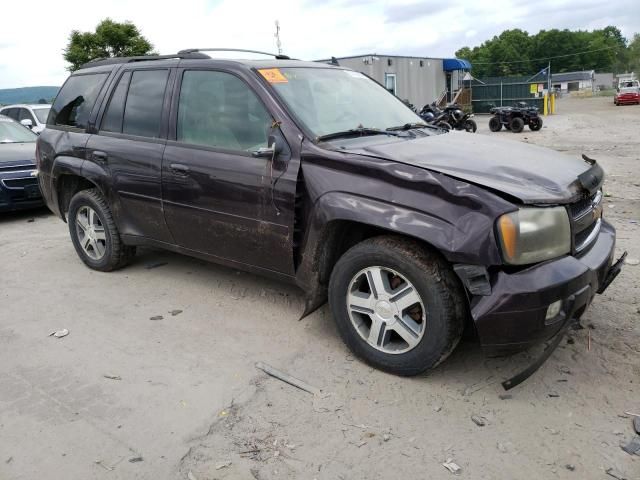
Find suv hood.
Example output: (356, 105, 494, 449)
(341, 131, 592, 204)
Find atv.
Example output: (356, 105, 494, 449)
(488, 102, 543, 133)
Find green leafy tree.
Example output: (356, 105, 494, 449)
(64, 19, 155, 71)
(456, 26, 632, 78)
(627, 33, 640, 73)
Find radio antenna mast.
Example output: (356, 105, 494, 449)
(274, 20, 283, 55)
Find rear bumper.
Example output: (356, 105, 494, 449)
(0, 170, 43, 212)
(472, 220, 620, 353)
(615, 95, 640, 104)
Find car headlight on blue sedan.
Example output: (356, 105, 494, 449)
(496, 207, 571, 265)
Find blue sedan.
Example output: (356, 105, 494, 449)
(0, 115, 42, 212)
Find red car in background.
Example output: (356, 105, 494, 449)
(614, 81, 640, 106)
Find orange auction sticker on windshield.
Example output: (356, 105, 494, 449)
(258, 68, 288, 83)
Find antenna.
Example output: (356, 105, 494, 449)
(274, 20, 283, 55)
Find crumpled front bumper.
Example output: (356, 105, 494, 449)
(472, 220, 621, 353)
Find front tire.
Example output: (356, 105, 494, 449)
(68, 188, 135, 271)
(328, 236, 465, 376)
(488, 116, 502, 132)
(509, 116, 525, 133)
(529, 117, 543, 131)
(464, 119, 477, 132)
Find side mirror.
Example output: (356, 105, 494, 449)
(252, 135, 283, 158)
(20, 119, 33, 129)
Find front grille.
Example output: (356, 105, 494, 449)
(568, 190, 602, 254)
(2, 177, 38, 189)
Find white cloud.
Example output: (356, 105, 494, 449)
(0, 0, 638, 88)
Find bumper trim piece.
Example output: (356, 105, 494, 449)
(597, 251, 626, 294)
(501, 284, 590, 390)
(501, 319, 571, 391)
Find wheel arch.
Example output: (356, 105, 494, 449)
(52, 156, 113, 223)
(295, 191, 469, 317)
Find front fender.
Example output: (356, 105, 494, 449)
(294, 189, 508, 317)
(308, 190, 504, 265)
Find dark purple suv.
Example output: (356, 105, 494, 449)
(36, 50, 624, 384)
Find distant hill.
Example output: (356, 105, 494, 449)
(0, 86, 60, 106)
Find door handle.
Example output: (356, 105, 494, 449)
(92, 151, 108, 161)
(170, 163, 190, 175)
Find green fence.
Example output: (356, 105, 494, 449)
(471, 74, 547, 113)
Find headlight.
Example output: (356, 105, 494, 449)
(496, 207, 571, 265)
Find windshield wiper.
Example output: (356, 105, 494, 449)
(386, 122, 429, 131)
(317, 127, 400, 142)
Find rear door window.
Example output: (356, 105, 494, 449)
(122, 70, 169, 138)
(5, 108, 19, 120)
(49, 73, 108, 129)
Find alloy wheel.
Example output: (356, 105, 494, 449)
(75, 206, 107, 260)
(346, 266, 426, 354)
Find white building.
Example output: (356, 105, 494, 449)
(317, 54, 471, 109)
(551, 70, 595, 93)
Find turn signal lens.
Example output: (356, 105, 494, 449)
(498, 214, 517, 261)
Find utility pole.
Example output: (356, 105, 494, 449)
(274, 20, 282, 55)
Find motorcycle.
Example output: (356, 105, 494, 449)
(418, 103, 453, 130)
(419, 102, 477, 132)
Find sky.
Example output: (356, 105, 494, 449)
(1, 0, 639, 88)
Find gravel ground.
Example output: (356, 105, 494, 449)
(1, 96, 638, 480)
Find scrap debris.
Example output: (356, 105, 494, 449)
(48, 329, 69, 338)
(620, 436, 640, 456)
(605, 467, 628, 480)
(95, 460, 114, 471)
(215, 461, 232, 470)
(149, 315, 163, 321)
(103, 374, 122, 381)
(145, 261, 168, 270)
(471, 415, 487, 427)
(442, 459, 462, 475)
(255, 362, 320, 395)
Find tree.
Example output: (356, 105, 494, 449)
(456, 26, 632, 78)
(64, 19, 155, 71)
(627, 34, 640, 73)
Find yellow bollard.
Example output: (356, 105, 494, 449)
(550, 93, 555, 114)
(543, 93, 548, 116)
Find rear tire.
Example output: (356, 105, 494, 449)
(328, 236, 465, 376)
(509, 117, 525, 133)
(436, 121, 452, 131)
(488, 116, 502, 132)
(529, 117, 543, 131)
(68, 188, 135, 272)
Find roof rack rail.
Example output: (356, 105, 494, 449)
(79, 52, 210, 69)
(177, 48, 291, 60)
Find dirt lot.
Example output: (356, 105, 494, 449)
(1, 96, 639, 480)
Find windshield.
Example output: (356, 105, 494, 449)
(33, 107, 51, 124)
(263, 67, 424, 138)
(0, 117, 38, 143)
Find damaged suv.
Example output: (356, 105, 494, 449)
(37, 50, 624, 383)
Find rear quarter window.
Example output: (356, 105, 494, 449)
(49, 73, 109, 129)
